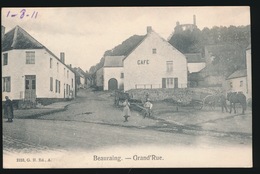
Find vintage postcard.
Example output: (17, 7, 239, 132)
(2, 7, 252, 168)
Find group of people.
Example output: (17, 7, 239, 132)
(122, 93, 153, 122)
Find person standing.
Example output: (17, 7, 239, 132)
(4, 96, 14, 122)
(143, 98, 153, 118)
(123, 99, 131, 122)
(220, 92, 228, 113)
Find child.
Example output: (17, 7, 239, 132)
(123, 99, 131, 122)
(143, 98, 153, 118)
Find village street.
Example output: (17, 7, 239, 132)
(3, 89, 252, 153)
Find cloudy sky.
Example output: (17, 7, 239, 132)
(2, 7, 250, 72)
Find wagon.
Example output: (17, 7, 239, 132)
(114, 90, 142, 107)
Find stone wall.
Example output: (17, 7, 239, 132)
(127, 87, 221, 103)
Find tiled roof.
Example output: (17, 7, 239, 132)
(2, 25, 44, 51)
(104, 56, 125, 67)
(185, 53, 205, 63)
(227, 69, 247, 79)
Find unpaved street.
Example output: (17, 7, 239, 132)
(2, 89, 252, 168)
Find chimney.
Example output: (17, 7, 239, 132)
(193, 15, 196, 26)
(70, 64, 72, 68)
(147, 26, 152, 33)
(60, 52, 65, 63)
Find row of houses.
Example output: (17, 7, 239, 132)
(1, 25, 84, 106)
(93, 26, 252, 100)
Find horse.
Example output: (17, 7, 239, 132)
(227, 92, 247, 115)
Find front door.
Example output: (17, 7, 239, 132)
(174, 78, 178, 88)
(25, 75, 36, 102)
(108, 78, 118, 90)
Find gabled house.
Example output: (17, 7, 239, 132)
(103, 56, 124, 90)
(185, 53, 205, 73)
(2, 25, 76, 105)
(226, 69, 248, 97)
(95, 26, 188, 91)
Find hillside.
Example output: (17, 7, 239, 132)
(168, 25, 250, 77)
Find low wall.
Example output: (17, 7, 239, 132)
(36, 98, 73, 106)
(126, 87, 221, 103)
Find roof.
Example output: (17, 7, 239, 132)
(2, 25, 44, 52)
(123, 28, 182, 61)
(227, 69, 247, 79)
(185, 53, 205, 63)
(104, 56, 125, 67)
(2, 25, 75, 75)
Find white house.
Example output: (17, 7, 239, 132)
(123, 27, 187, 91)
(103, 56, 124, 90)
(246, 44, 251, 99)
(226, 69, 248, 97)
(95, 26, 188, 91)
(2, 25, 76, 103)
(185, 53, 206, 73)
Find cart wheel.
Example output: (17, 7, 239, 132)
(193, 101, 203, 110)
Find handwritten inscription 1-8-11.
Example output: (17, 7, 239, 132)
(6, 9, 38, 19)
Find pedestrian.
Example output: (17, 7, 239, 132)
(143, 98, 153, 118)
(4, 96, 14, 122)
(220, 91, 228, 113)
(123, 99, 131, 122)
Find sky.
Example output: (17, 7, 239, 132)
(2, 7, 250, 72)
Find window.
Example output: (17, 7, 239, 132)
(66, 84, 69, 94)
(121, 73, 124, 78)
(3, 77, 11, 92)
(67, 70, 69, 78)
(3, 53, 8, 65)
(26, 51, 35, 64)
(50, 58, 52, 68)
(166, 61, 173, 72)
(32, 79, 36, 89)
(152, 48, 157, 54)
(64, 68, 66, 76)
(57, 63, 59, 72)
(58, 81, 60, 93)
(240, 80, 243, 87)
(230, 82, 233, 88)
(55, 80, 60, 93)
(50, 77, 53, 91)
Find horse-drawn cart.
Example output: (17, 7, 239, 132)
(114, 90, 142, 107)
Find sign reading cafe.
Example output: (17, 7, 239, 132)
(137, 59, 150, 65)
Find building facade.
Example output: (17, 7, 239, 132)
(103, 56, 124, 90)
(2, 26, 76, 103)
(226, 69, 248, 97)
(124, 27, 187, 91)
(95, 27, 188, 91)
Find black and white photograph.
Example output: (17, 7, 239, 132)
(1, 7, 252, 168)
